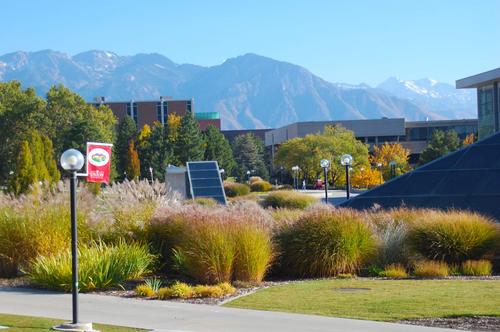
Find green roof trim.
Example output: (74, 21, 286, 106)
(195, 112, 220, 120)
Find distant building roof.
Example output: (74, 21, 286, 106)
(456, 68, 500, 89)
(340, 132, 500, 221)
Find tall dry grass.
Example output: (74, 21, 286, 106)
(276, 205, 376, 277)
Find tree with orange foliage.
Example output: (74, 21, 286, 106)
(463, 133, 475, 146)
(126, 140, 141, 180)
(351, 167, 384, 189)
(371, 142, 411, 180)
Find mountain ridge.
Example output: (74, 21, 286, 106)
(0, 50, 476, 129)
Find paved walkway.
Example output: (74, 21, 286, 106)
(0, 287, 458, 332)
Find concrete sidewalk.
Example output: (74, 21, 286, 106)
(0, 287, 458, 332)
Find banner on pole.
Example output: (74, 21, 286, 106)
(86, 142, 113, 184)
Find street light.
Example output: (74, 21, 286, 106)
(320, 159, 330, 203)
(291, 165, 299, 190)
(149, 166, 154, 182)
(389, 161, 397, 179)
(57, 149, 96, 332)
(340, 154, 353, 199)
(376, 162, 383, 184)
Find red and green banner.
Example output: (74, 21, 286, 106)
(86, 142, 113, 184)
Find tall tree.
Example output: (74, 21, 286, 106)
(275, 125, 369, 186)
(141, 122, 171, 181)
(232, 133, 269, 181)
(203, 125, 236, 174)
(371, 142, 411, 180)
(8, 141, 37, 195)
(418, 130, 461, 166)
(41, 134, 60, 183)
(175, 113, 205, 164)
(115, 116, 137, 179)
(125, 140, 141, 180)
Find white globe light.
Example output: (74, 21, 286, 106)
(320, 159, 330, 168)
(340, 154, 353, 166)
(60, 149, 85, 171)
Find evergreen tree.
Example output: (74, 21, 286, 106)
(115, 116, 137, 179)
(147, 122, 171, 181)
(175, 113, 205, 164)
(9, 141, 37, 195)
(41, 134, 60, 183)
(418, 130, 462, 166)
(203, 125, 236, 174)
(125, 140, 141, 180)
(232, 133, 269, 181)
(29, 130, 50, 182)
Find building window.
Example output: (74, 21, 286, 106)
(379, 136, 398, 143)
(156, 102, 168, 124)
(187, 100, 192, 112)
(478, 85, 494, 139)
(127, 102, 138, 124)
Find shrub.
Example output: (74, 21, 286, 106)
(277, 206, 376, 277)
(460, 260, 492, 276)
(250, 180, 273, 192)
(262, 191, 316, 209)
(135, 284, 155, 297)
(157, 287, 174, 300)
(378, 264, 408, 279)
(169, 281, 195, 298)
(188, 197, 219, 206)
(337, 273, 355, 279)
(249, 176, 263, 184)
(28, 242, 155, 291)
(193, 285, 224, 298)
(144, 278, 163, 292)
(150, 201, 273, 284)
(224, 182, 250, 197)
(413, 260, 449, 278)
(218, 282, 236, 295)
(408, 211, 498, 264)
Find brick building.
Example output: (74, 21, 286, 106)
(93, 97, 220, 130)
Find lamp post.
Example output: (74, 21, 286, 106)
(246, 170, 251, 183)
(340, 154, 353, 200)
(279, 166, 284, 185)
(57, 149, 96, 332)
(376, 163, 382, 184)
(291, 165, 299, 190)
(320, 159, 330, 203)
(389, 161, 397, 179)
(149, 166, 154, 183)
(219, 168, 225, 180)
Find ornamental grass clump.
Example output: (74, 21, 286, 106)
(378, 264, 408, 279)
(413, 260, 449, 278)
(408, 210, 498, 264)
(91, 179, 180, 243)
(262, 190, 316, 209)
(460, 260, 492, 276)
(28, 241, 155, 291)
(135, 284, 155, 297)
(223, 182, 251, 197)
(150, 201, 273, 284)
(277, 206, 375, 277)
(0, 182, 94, 277)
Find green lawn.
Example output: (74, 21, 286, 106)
(0, 314, 144, 332)
(224, 279, 500, 321)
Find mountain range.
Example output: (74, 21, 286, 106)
(0, 50, 476, 129)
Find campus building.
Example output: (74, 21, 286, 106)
(263, 118, 477, 163)
(457, 68, 500, 139)
(93, 97, 221, 130)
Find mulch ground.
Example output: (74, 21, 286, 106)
(400, 317, 500, 331)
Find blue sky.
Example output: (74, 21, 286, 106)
(1, 0, 499, 85)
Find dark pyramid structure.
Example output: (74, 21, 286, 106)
(341, 132, 500, 222)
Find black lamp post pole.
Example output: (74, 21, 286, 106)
(70, 171, 79, 324)
(345, 164, 350, 200)
(323, 167, 328, 203)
